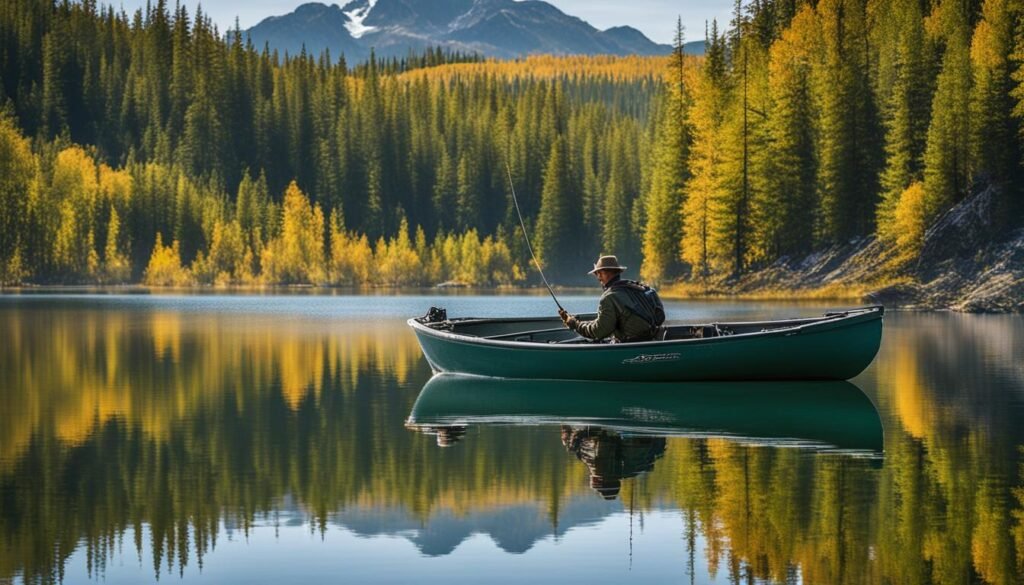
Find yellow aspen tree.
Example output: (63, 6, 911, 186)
(50, 147, 100, 279)
(143, 233, 192, 286)
(0, 116, 36, 282)
(261, 181, 326, 284)
(103, 208, 131, 283)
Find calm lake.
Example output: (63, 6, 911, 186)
(2, 294, 1023, 584)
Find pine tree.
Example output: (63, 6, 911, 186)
(602, 138, 638, 267)
(815, 0, 881, 242)
(760, 6, 818, 257)
(456, 150, 480, 231)
(969, 0, 1019, 221)
(535, 136, 581, 280)
(876, 0, 932, 241)
(41, 29, 69, 137)
(642, 23, 691, 283)
(712, 21, 767, 276)
(432, 146, 457, 232)
(179, 76, 225, 179)
(922, 0, 972, 223)
(236, 170, 271, 258)
(681, 30, 726, 279)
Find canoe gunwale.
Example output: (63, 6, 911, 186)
(408, 305, 884, 352)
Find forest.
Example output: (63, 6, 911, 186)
(0, 0, 1022, 286)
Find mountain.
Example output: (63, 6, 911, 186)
(682, 39, 706, 55)
(245, 0, 675, 62)
(335, 497, 618, 556)
(243, 3, 363, 59)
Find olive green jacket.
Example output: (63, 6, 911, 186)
(568, 279, 655, 342)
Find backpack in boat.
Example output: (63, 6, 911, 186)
(609, 279, 666, 330)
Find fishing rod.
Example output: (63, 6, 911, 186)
(505, 164, 565, 313)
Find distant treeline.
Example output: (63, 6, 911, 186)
(0, 0, 1022, 286)
(0, 0, 658, 285)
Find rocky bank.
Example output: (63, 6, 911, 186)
(695, 187, 1024, 313)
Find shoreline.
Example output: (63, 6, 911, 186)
(0, 281, 916, 307)
(2, 275, 1018, 313)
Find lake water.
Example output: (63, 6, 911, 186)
(1, 294, 1023, 585)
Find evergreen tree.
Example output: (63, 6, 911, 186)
(876, 0, 932, 241)
(7, 0, 1024, 284)
(456, 150, 480, 231)
(922, 0, 973, 223)
(760, 6, 818, 258)
(815, 0, 882, 242)
(236, 170, 271, 259)
(602, 137, 639, 267)
(642, 23, 691, 283)
(969, 0, 1019, 221)
(681, 29, 726, 279)
(432, 146, 457, 232)
(40, 28, 69, 137)
(179, 76, 225, 179)
(712, 21, 766, 275)
(535, 137, 581, 279)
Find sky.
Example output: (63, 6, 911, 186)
(111, 0, 730, 45)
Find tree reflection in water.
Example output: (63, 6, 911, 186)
(2, 303, 1024, 585)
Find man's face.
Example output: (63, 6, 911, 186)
(595, 269, 615, 286)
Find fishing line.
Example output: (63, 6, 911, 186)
(506, 164, 564, 312)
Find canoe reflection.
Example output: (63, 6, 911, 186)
(407, 374, 884, 455)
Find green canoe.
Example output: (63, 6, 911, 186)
(408, 306, 883, 381)
(406, 374, 884, 454)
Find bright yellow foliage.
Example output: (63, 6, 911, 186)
(102, 207, 131, 283)
(427, 230, 524, 286)
(329, 216, 375, 286)
(143, 233, 192, 286)
(892, 182, 928, 257)
(98, 164, 132, 207)
(398, 55, 673, 84)
(194, 220, 255, 285)
(0, 115, 36, 284)
(260, 181, 326, 284)
(680, 64, 723, 278)
(51, 147, 100, 279)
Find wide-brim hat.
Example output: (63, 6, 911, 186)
(587, 255, 627, 274)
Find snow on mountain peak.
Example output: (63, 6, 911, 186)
(343, 0, 378, 38)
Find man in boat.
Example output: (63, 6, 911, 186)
(558, 255, 665, 343)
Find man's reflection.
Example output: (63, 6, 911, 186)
(412, 425, 469, 447)
(409, 424, 667, 499)
(561, 426, 666, 500)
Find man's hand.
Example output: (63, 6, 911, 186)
(558, 308, 573, 328)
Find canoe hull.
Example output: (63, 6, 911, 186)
(409, 307, 883, 382)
